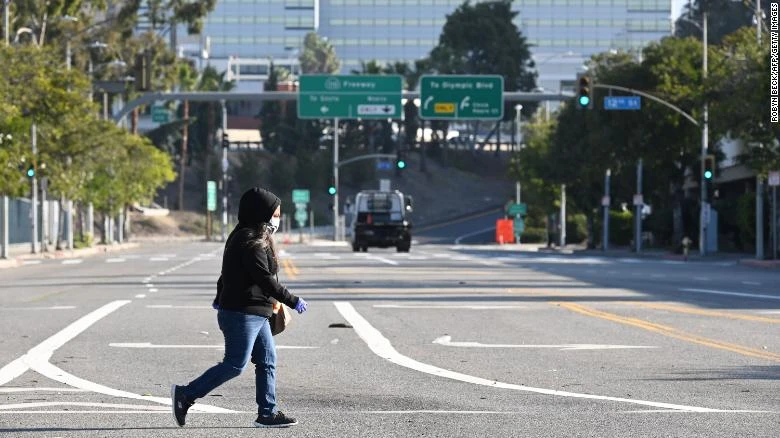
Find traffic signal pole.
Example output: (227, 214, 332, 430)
(221, 101, 228, 242)
(333, 118, 339, 241)
(31, 122, 38, 254)
(700, 11, 709, 256)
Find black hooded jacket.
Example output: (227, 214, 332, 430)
(213, 188, 299, 317)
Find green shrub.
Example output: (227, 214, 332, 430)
(521, 227, 547, 243)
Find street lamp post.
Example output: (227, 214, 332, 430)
(700, 12, 709, 256)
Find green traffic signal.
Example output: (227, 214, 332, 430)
(704, 170, 713, 180)
(396, 160, 406, 169)
(328, 186, 336, 195)
(578, 95, 590, 107)
(26, 167, 34, 178)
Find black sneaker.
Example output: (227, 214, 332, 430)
(254, 411, 298, 428)
(171, 385, 194, 427)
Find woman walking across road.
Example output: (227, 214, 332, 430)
(171, 187, 308, 428)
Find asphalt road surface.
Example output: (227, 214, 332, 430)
(1, 241, 778, 437)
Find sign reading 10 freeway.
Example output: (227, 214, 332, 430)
(419, 75, 504, 120)
(298, 75, 403, 119)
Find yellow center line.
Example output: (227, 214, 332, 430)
(282, 258, 298, 280)
(554, 302, 780, 363)
(618, 301, 780, 324)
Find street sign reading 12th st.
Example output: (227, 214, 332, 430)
(298, 75, 403, 119)
(419, 75, 504, 120)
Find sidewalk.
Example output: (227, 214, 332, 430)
(466, 242, 779, 268)
(0, 241, 141, 269)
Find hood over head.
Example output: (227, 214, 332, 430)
(238, 187, 280, 226)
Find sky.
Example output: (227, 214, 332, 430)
(672, 0, 687, 21)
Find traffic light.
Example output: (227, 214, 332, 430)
(328, 177, 336, 195)
(577, 74, 592, 109)
(703, 155, 715, 180)
(26, 165, 35, 178)
(395, 150, 406, 172)
(221, 132, 229, 149)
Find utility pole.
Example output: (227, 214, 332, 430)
(221, 101, 228, 242)
(559, 184, 566, 248)
(3, 0, 9, 45)
(603, 169, 611, 251)
(333, 118, 340, 241)
(635, 158, 643, 254)
(757, 178, 764, 259)
(699, 11, 709, 256)
(31, 123, 38, 254)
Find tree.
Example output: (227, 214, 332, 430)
(299, 32, 341, 74)
(428, 0, 537, 116)
(675, 0, 769, 45)
(709, 27, 779, 176)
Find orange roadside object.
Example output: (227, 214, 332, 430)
(495, 219, 515, 244)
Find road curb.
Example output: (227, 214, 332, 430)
(738, 259, 780, 269)
(0, 242, 141, 269)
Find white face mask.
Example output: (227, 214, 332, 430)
(268, 217, 281, 234)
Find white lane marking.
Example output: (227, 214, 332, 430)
(145, 284, 155, 288)
(622, 409, 772, 414)
(479, 260, 501, 266)
(146, 305, 212, 309)
(106, 258, 125, 263)
(333, 301, 733, 413)
(0, 402, 168, 411)
(757, 310, 780, 314)
(22, 260, 42, 265)
(0, 306, 76, 311)
(408, 256, 429, 260)
(374, 304, 526, 310)
(368, 256, 399, 266)
(742, 281, 762, 286)
(0, 301, 130, 387)
(680, 288, 780, 302)
(148, 288, 158, 293)
(61, 259, 82, 265)
(108, 343, 318, 350)
(432, 336, 657, 351)
(134, 294, 146, 299)
(454, 226, 495, 245)
(693, 277, 710, 281)
(0, 387, 87, 393)
(451, 256, 472, 261)
(662, 260, 685, 265)
(0, 300, 234, 414)
(619, 258, 642, 264)
(150, 257, 169, 262)
(359, 410, 522, 415)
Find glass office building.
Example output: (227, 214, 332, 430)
(201, 0, 671, 92)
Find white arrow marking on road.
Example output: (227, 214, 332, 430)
(454, 226, 496, 245)
(432, 336, 657, 351)
(0, 300, 235, 414)
(368, 256, 399, 266)
(334, 301, 739, 412)
(109, 343, 318, 350)
(681, 288, 780, 301)
(423, 96, 433, 110)
(374, 305, 526, 310)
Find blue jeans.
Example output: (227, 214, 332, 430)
(182, 309, 277, 416)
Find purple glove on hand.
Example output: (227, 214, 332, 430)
(295, 298, 308, 314)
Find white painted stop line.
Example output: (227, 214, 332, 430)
(109, 343, 318, 350)
(432, 336, 657, 351)
(680, 288, 780, 301)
